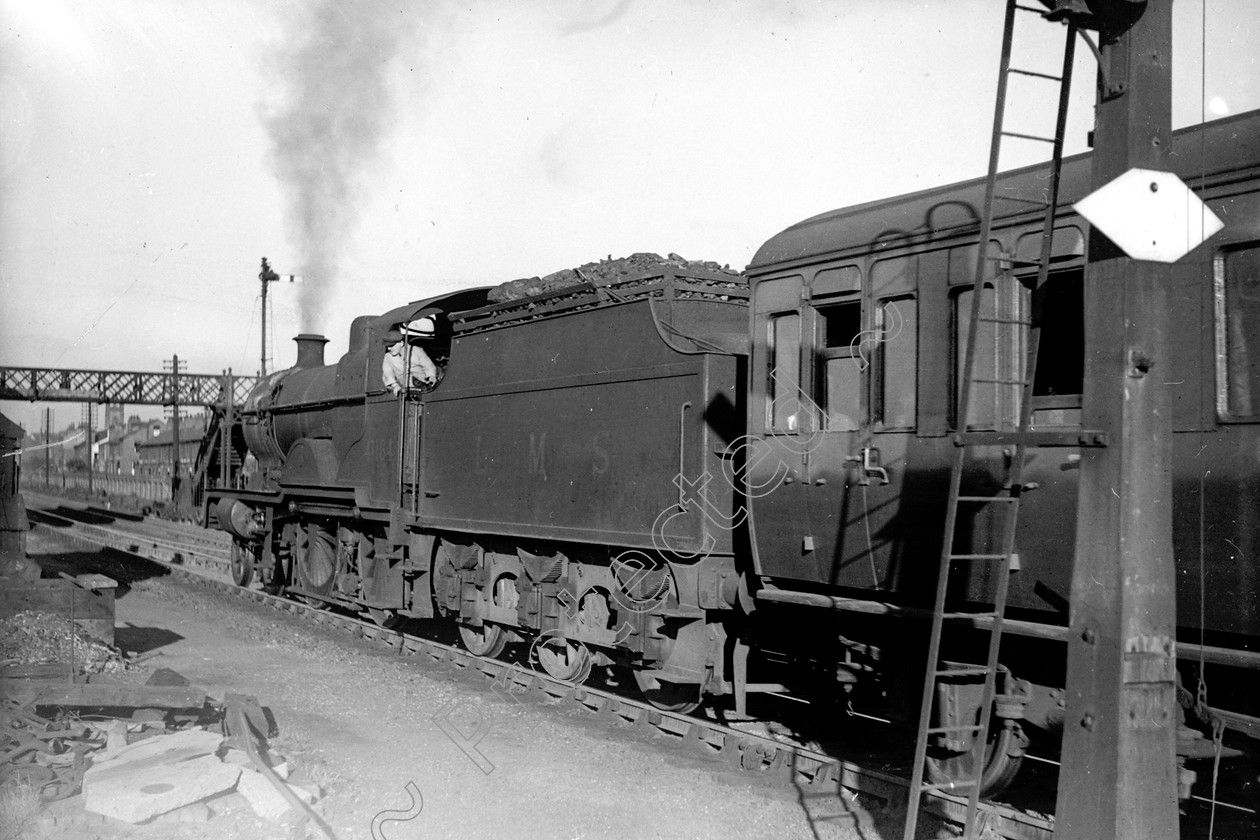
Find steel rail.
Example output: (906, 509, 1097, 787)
(29, 510, 1055, 840)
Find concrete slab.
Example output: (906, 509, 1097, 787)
(153, 801, 212, 824)
(84, 753, 241, 824)
(83, 729, 240, 823)
(84, 727, 222, 779)
(235, 767, 316, 822)
(221, 747, 290, 777)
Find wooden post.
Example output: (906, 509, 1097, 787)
(1054, 3, 1179, 838)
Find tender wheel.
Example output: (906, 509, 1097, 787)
(534, 636, 593, 683)
(926, 719, 1027, 797)
(459, 623, 507, 658)
(457, 575, 515, 658)
(294, 523, 337, 607)
(230, 540, 256, 587)
(633, 670, 701, 715)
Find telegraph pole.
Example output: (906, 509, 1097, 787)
(1055, 2, 1180, 838)
(164, 354, 182, 514)
(220, 369, 234, 488)
(43, 407, 51, 485)
(84, 402, 94, 495)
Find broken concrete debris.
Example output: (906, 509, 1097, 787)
(2, 688, 322, 828)
(78, 716, 320, 825)
(235, 766, 317, 822)
(84, 747, 240, 824)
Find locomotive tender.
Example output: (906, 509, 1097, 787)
(211, 109, 1260, 793)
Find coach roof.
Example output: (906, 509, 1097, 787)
(748, 109, 1260, 274)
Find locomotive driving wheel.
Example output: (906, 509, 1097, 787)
(367, 608, 406, 630)
(632, 671, 701, 715)
(293, 522, 338, 607)
(229, 540, 258, 587)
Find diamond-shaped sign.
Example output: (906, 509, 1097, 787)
(1073, 168, 1224, 263)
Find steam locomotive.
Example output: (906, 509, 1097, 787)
(209, 109, 1260, 795)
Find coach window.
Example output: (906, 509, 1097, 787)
(768, 312, 803, 432)
(1217, 245, 1260, 419)
(874, 296, 917, 429)
(815, 302, 862, 431)
(1030, 268, 1084, 402)
(1014, 228, 1085, 416)
(952, 283, 1004, 429)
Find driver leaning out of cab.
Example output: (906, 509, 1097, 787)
(382, 316, 441, 396)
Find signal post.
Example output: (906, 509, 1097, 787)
(1055, 1, 1181, 838)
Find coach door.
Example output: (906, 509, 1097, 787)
(746, 274, 819, 582)
(803, 265, 914, 590)
(748, 265, 916, 587)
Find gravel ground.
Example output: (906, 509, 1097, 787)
(13, 531, 905, 840)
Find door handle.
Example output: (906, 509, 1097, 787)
(863, 447, 889, 485)
(846, 447, 890, 486)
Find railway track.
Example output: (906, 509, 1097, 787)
(26, 501, 1056, 840)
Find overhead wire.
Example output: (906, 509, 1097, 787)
(238, 294, 261, 375)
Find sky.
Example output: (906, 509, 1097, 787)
(2, 0, 1258, 436)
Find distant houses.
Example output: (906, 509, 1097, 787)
(96, 419, 163, 475)
(134, 420, 205, 477)
(29, 413, 207, 477)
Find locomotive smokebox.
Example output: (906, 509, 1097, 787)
(293, 334, 329, 369)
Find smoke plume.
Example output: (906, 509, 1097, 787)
(261, 2, 417, 330)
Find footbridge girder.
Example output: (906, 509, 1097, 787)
(0, 366, 257, 407)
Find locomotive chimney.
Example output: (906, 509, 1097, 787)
(293, 333, 329, 369)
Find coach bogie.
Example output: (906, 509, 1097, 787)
(921, 665, 1030, 797)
